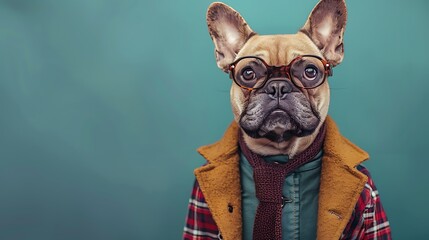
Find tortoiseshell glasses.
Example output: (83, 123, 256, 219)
(228, 55, 333, 90)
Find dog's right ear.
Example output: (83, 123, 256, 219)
(206, 2, 256, 72)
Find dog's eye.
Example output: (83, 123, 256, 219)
(241, 67, 256, 81)
(304, 66, 318, 81)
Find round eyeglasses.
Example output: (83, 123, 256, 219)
(228, 55, 333, 90)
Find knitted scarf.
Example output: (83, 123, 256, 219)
(238, 123, 326, 240)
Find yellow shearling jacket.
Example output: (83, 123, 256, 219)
(183, 116, 391, 240)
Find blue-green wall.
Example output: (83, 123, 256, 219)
(0, 0, 428, 239)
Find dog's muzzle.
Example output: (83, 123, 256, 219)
(239, 77, 320, 142)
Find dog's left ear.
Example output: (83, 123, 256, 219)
(301, 0, 347, 66)
(206, 2, 256, 72)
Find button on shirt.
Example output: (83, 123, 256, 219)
(240, 151, 323, 240)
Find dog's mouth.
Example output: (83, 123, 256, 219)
(239, 94, 320, 142)
(243, 109, 315, 142)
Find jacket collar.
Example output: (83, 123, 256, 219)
(194, 116, 369, 240)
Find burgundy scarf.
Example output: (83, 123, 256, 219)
(238, 124, 326, 240)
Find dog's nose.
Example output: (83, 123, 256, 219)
(264, 80, 292, 100)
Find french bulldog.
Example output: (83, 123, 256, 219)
(183, 0, 391, 239)
(207, 0, 343, 158)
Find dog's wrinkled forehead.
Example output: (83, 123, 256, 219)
(236, 34, 323, 66)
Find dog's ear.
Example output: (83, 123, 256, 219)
(301, 0, 347, 66)
(206, 2, 256, 72)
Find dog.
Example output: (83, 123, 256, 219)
(184, 0, 391, 239)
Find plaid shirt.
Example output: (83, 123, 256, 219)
(183, 165, 391, 240)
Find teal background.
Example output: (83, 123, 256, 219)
(0, 0, 428, 239)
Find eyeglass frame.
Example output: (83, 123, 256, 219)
(228, 55, 333, 91)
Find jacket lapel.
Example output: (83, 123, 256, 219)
(194, 122, 243, 240)
(194, 116, 369, 240)
(316, 117, 369, 240)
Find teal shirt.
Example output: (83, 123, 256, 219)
(240, 151, 323, 240)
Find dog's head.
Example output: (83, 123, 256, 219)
(206, 0, 347, 156)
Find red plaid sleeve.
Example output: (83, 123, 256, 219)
(341, 165, 392, 239)
(183, 179, 220, 240)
